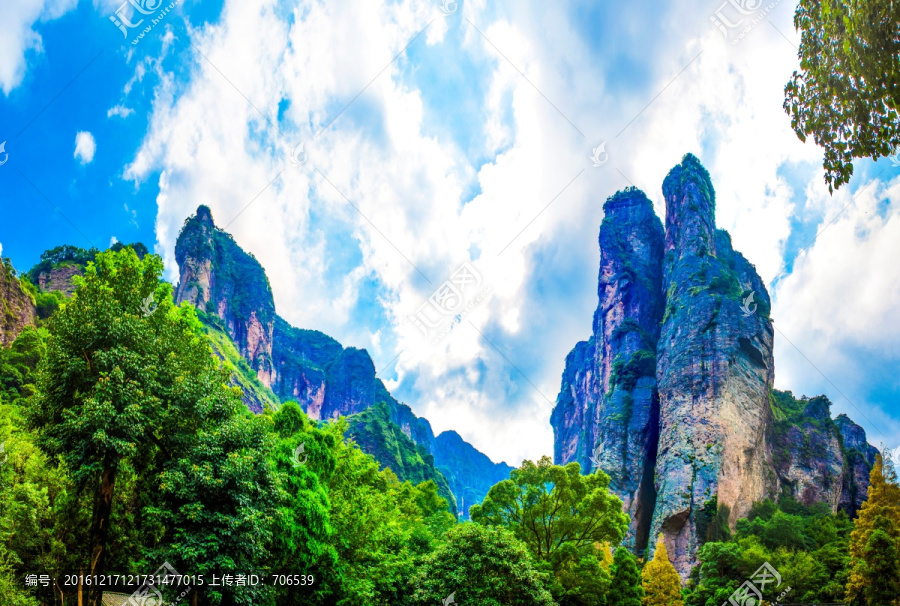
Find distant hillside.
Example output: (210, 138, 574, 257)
(347, 401, 458, 517)
(173, 205, 513, 513)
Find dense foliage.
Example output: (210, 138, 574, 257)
(684, 496, 854, 605)
(2, 245, 897, 606)
(409, 524, 556, 605)
(785, 0, 900, 191)
(846, 455, 900, 606)
(609, 547, 643, 606)
(347, 400, 457, 516)
(470, 457, 628, 605)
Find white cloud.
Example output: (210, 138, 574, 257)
(74, 131, 96, 164)
(773, 172, 900, 446)
(122, 0, 899, 464)
(110, 236, 119, 246)
(107, 104, 135, 118)
(0, 0, 77, 95)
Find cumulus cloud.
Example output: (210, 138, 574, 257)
(74, 131, 96, 164)
(0, 0, 77, 95)
(773, 173, 900, 446)
(121, 0, 896, 463)
(107, 104, 135, 118)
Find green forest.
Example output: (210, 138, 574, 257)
(1, 248, 899, 605)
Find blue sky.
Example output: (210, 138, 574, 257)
(1, 0, 899, 465)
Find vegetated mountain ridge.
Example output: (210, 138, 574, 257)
(0, 242, 152, 345)
(173, 205, 513, 517)
(551, 154, 879, 577)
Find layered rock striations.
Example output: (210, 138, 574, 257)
(174, 205, 512, 513)
(551, 154, 880, 577)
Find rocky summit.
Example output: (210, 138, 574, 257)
(174, 205, 513, 516)
(551, 154, 879, 577)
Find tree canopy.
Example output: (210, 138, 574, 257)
(785, 0, 900, 191)
(470, 456, 628, 604)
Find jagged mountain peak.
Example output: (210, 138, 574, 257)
(552, 153, 877, 578)
(195, 204, 215, 225)
(172, 206, 513, 515)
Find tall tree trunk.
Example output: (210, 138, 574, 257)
(86, 463, 118, 606)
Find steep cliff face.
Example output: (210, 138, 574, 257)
(0, 261, 36, 346)
(174, 205, 512, 512)
(551, 154, 879, 578)
(36, 266, 82, 296)
(771, 391, 879, 515)
(771, 391, 844, 510)
(653, 154, 777, 575)
(550, 187, 665, 550)
(175, 206, 276, 385)
(835, 413, 880, 514)
(199, 311, 280, 413)
(271, 316, 340, 417)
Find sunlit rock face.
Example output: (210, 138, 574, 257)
(652, 154, 776, 577)
(552, 154, 877, 578)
